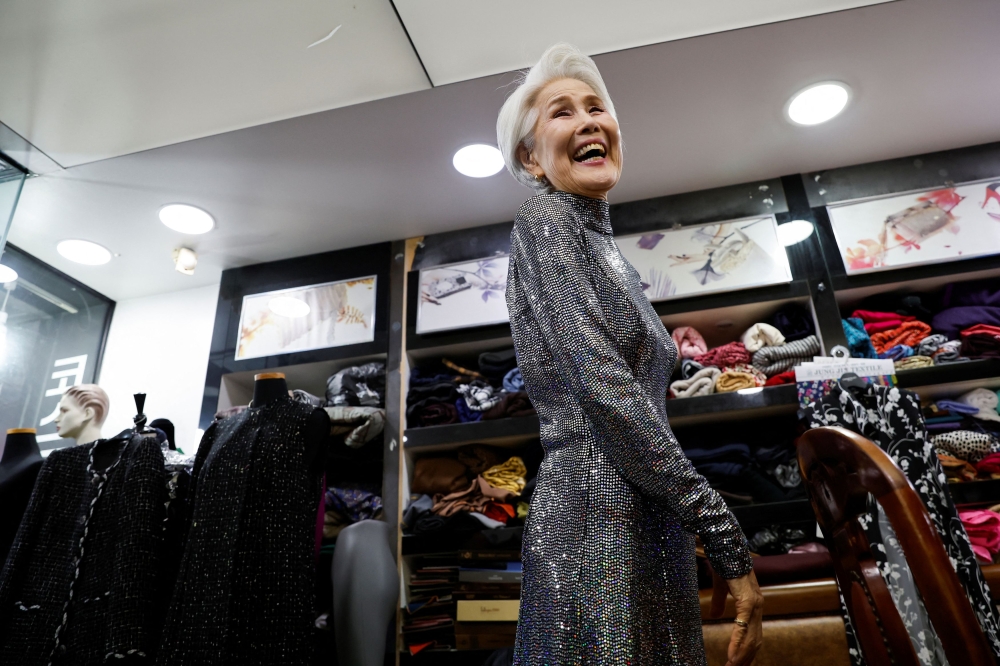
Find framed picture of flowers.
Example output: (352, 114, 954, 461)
(417, 256, 509, 334)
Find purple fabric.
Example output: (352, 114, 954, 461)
(455, 397, 483, 423)
(878, 344, 914, 360)
(932, 306, 1000, 339)
(326, 484, 383, 523)
(942, 279, 1000, 309)
(936, 400, 982, 416)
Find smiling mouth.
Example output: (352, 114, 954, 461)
(573, 143, 607, 163)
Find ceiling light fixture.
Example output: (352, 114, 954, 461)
(453, 144, 504, 178)
(57, 240, 112, 266)
(268, 295, 311, 319)
(0, 265, 17, 284)
(159, 204, 216, 234)
(173, 247, 198, 275)
(785, 82, 850, 126)
(777, 220, 816, 246)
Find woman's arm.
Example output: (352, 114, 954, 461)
(511, 208, 752, 578)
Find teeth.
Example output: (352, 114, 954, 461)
(574, 143, 605, 159)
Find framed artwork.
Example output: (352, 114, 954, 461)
(614, 215, 793, 302)
(235, 276, 376, 360)
(417, 256, 509, 334)
(828, 179, 1000, 274)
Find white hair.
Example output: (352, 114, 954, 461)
(496, 43, 619, 193)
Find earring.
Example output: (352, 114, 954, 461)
(535, 174, 543, 182)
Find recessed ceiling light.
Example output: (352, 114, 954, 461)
(786, 82, 850, 126)
(0, 265, 17, 283)
(57, 240, 112, 265)
(777, 220, 816, 246)
(453, 144, 504, 178)
(269, 296, 310, 318)
(159, 204, 215, 234)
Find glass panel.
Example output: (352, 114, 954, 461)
(0, 156, 26, 254)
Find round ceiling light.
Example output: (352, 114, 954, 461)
(0, 265, 17, 283)
(453, 144, 505, 178)
(268, 296, 310, 318)
(778, 220, 816, 246)
(786, 82, 850, 126)
(57, 240, 112, 265)
(159, 204, 215, 234)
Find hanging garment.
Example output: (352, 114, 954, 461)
(804, 384, 1000, 665)
(157, 396, 320, 666)
(506, 192, 750, 666)
(0, 433, 166, 666)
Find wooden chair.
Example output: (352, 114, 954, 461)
(797, 426, 996, 666)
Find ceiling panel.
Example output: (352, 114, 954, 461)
(0, 0, 429, 166)
(394, 0, 895, 85)
(6, 0, 1000, 302)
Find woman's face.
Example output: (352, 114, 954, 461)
(519, 77, 622, 200)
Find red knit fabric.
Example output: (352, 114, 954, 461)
(851, 309, 916, 334)
(693, 342, 750, 368)
(976, 452, 1000, 476)
(960, 324, 1000, 358)
(870, 321, 931, 353)
(764, 370, 797, 386)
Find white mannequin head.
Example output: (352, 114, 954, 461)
(55, 384, 109, 445)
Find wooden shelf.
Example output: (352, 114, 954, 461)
(404, 417, 540, 451)
(402, 526, 523, 557)
(895, 358, 1000, 401)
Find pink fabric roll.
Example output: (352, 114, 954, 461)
(959, 510, 1000, 562)
(671, 326, 708, 360)
(694, 341, 751, 368)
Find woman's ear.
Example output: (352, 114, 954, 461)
(517, 144, 545, 181)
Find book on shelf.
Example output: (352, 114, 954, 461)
(456, 599, 520, 622)
(458, 562, 523, 584)
(455, 621, 518, 651)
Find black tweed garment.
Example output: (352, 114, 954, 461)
(0, 433, 166, 665)
(157, 395, 319, 666)
(506, 192, 753, 665)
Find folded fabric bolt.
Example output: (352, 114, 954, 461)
(751, 335, 820, 375)
(938, 453, 978, 481)
(694, 341, 750, 368)
(680, 359, 704, 380)
(326, 484, 383, 523)
(722, 363, 767, 386)
(715, 371, 757, 393)
(917, 334, 948, 357)
(741, 323, 786, 353)
(869, 321, 932, 354)
(457, 380, 502, 412)
(671, 326, 709, 359)
(325, 406, 386, 448)
(412, 457, 469, 495)
(482, 391, 537, 420)
(977, 453, 1000, 476)
(455, 398, 483, 423)
(850, 309, 916, 334)
(482, 456, 528, 494)
(932, 430, 1000, 462)
(895, 355, 933, 370)
(406, 399, 458, 427)
(842, 318, 878, 359)
(958, 388, 1000, 422)
(502, 367, 524, 393)
(764, 370, 797, 386)
(934, 339, 967, 364)
(935, 400, 981, 416)
(770, 303, 815, 342)
(932, 306, 1000, 340)
(457, 444, 503, 475)
(669, 367, 721, 398)
(878, 344, 914, 361)
(959, 510, 1000, 561)
(961, 324, 1000, 358)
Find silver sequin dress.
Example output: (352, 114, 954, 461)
(506, 192, 753, 665)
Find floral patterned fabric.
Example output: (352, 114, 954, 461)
(804, 384, 1000, 665)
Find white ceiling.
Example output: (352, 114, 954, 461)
(394, 0, 894, 85)
(4, 0, 1000, 302)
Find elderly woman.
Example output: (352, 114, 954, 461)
(497, 44, 763, 665)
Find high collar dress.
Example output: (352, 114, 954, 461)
(506, 192, 753, 665)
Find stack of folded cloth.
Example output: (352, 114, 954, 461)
(959, 510, 1000, 563)
(406, 350, 537, 427)
(961, 324, 1000, 358)
(750, 335, 820, 376)
(926, 389, 1000, 481)
(844, 309, 969, 366)
(932, 278, 1000, 339)
(682, 442, 805, 505)
(714, 364, 767, 393)
(404, 445, 533, 534)
(326, 362, 386, 407)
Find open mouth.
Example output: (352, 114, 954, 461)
(573, 142, 607, 163)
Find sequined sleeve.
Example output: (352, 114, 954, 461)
(511, 208, 753, 579)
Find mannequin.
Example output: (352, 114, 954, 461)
(54, 384, 109, 446)
(253, 372, 329, 472)
(0, 428, 43, 565)
(332, 520, 398, 666)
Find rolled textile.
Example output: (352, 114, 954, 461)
(741, 323, 785, 353)
(715, 371, 757, 393)
(455, 398, 483, 423)
(958, 510, 1000, 562)
(482, 456, 528, 494)
(878, 344, 914, 361)
(957, 388, 1000, 422)
(694, 341, 750, 368)
(935, 400, 981, 416)
(723, 363, 766, 386)
(869, 320, 932, 354)
(502, 367, 524, 392)
(770, 303, 815, 341)
(669, 367, 721, 398)
(977, 452, 1000, 476)
(764, 370, 797, 386)
(917, 334, 948, 357)
(932, 430, 1000, 462)
(895, 355, 933, 371)
(851, 309, 916, 334)
(325, 405, 386, 448)
(680, 359, 704, 380)
(842, 318, 877, 359)
(457, 380, 502, 412)
(932, 306, 1000, 339)
(961, 324, 1000, 358)
(671, 326, 708, 359)
(934, 339, 968, 364)
(751, 335, 820, 375)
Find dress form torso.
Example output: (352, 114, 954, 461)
(253, 375, 329, 473)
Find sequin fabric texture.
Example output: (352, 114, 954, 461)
(506, 192, 753, 665)
(157, 395, 319, 666)
(0, 434, 166, 666)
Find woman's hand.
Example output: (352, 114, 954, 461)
(710, 569, 764, 666)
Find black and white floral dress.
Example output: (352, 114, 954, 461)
(804, 384, 1000, 666)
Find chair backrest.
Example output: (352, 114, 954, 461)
(797, 426, 996, 666)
